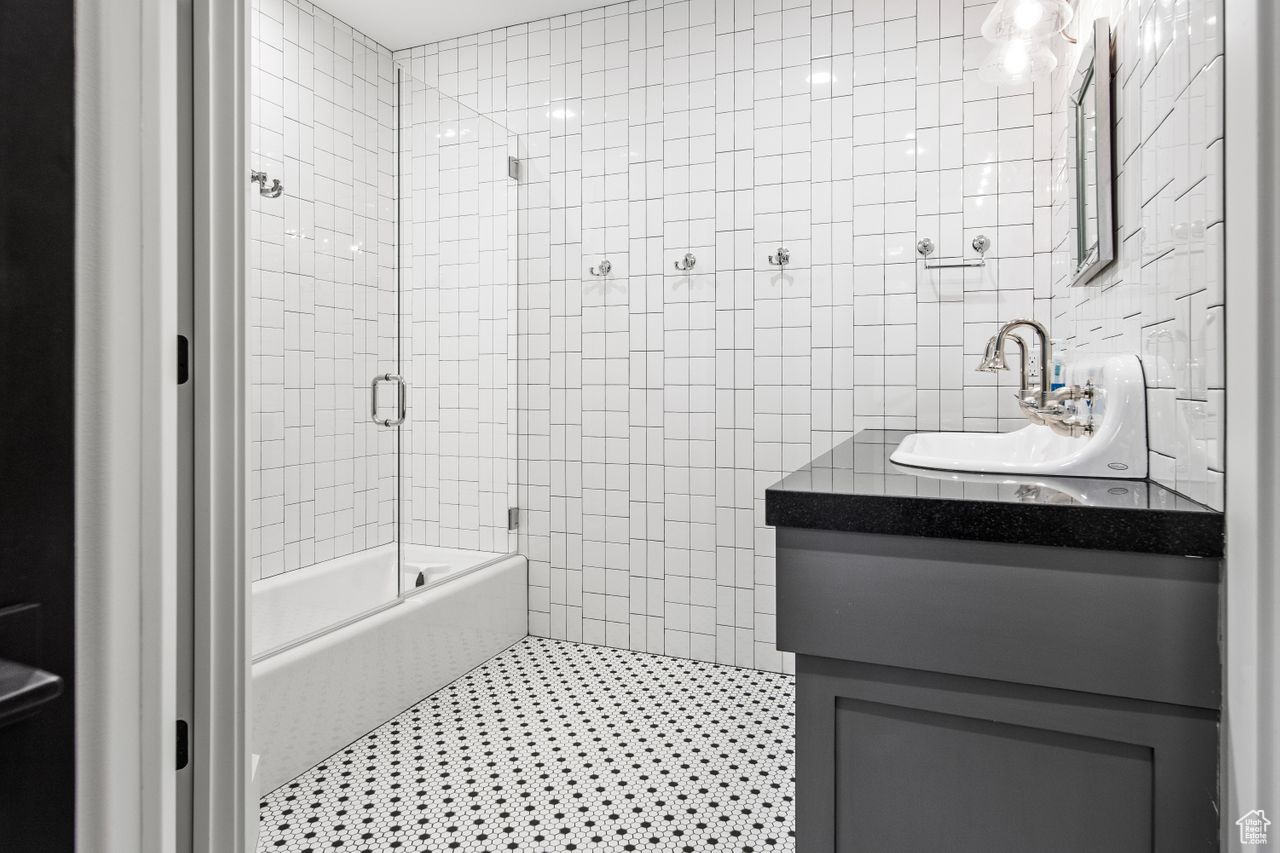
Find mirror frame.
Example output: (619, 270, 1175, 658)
(1070, 17, 1116, 287)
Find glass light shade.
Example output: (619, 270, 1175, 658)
(979, 39, 1059, 86)
(981, 0, 1073, 42)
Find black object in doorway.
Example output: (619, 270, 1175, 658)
(0, 0, 78, 849)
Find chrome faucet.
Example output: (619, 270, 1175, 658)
(977, 318, 1094, 436)
(983, 318, 1052, 408)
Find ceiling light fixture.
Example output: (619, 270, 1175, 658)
(981, 0, 1073, 42)
(978, 0, 1072, 85)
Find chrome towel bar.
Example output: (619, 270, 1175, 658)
(917, 234, 990, 269)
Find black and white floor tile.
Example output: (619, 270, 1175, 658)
(258, 637, 796, 852)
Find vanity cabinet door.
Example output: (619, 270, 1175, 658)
(796, 655, 1218, 853)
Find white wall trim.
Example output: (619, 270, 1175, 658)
(191, 0, 253, 850)
(75, 0, 179, 849)
(1224, 0, 1280, 839)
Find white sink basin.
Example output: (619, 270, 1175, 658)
(891, 354, 1148, 479)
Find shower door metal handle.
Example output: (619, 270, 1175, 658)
(370, 373, 407, 427)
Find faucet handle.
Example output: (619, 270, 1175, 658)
(1049, 381, 1095, 404)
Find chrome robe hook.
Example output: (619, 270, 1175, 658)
(589, 259, 612, 277)
(251, 170, 284, 198)
(916, 234, 989, 268)
(673, 253, 696, 272)
(768, 247, 790, 266)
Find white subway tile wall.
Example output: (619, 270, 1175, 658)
(383, 0, 962, 673)
(398, 0, 1225, 673)
(249, 0, 399, 581)
(1047, 0, 1224, 510)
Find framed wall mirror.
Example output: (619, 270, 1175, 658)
(1068, 18, 1116, 287)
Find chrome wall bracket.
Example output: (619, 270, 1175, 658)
(917, 234, 989, 268)
(673, 253, 697, 272)
(768, 247, 790, 267)
(589, 259, 612, 277)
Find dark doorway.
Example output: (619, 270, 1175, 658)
(0, 0, 77, 849)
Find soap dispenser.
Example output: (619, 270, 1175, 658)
(1050, 339, 1066, 391)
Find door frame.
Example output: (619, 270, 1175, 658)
(74, 0, 252, 850)
(74, 0, 179, 849)
(190, 0, 254, 850)
(1224, 0, 1280, 837)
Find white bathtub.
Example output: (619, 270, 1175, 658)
(252, 542, 519, 659)
(250, 544, 527, 794)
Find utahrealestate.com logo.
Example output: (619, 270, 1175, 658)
(1237, 810, 1271, 845)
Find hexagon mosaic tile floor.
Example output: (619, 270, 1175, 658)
(257, 637, 797, 853)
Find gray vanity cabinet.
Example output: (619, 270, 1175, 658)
(776, 527, 1221, 853)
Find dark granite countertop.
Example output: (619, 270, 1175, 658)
(765, 430, 1225, 558)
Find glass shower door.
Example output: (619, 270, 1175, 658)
(248, 35, 405, 659)
(395, 62, 521, 592)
